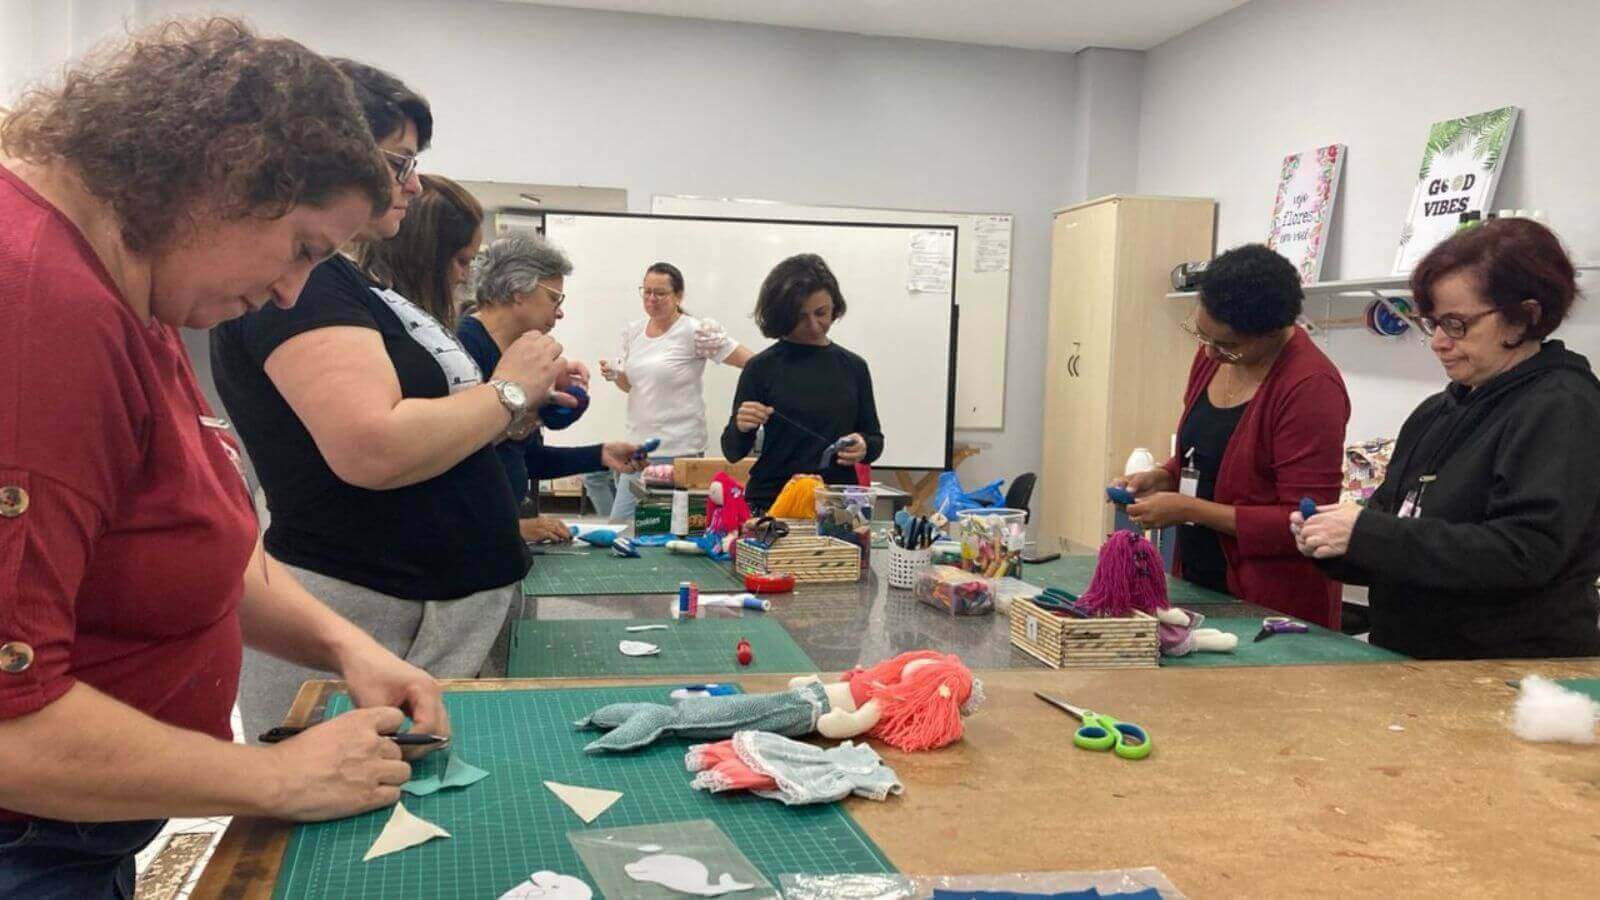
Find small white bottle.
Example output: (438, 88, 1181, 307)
(1124, 448, 1158, 476)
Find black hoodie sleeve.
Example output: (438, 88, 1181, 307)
(852, 354, 884, 464)
(721, 358, 764, 463)
(1339, 382, 1600, 594)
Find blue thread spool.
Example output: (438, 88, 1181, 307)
(677, 581, 691, 617)
(539, 384, 589, 430)
(1299, 497, 1318, 519)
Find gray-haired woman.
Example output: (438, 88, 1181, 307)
(458, 233, 645, 542)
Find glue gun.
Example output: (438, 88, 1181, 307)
(1106, 485, 1137, 505)
(818, 435, 858, 469)
(632, 437, 661, 461)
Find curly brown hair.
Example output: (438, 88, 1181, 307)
(357, 174, 483, 328)
(0, 17, 391, 254)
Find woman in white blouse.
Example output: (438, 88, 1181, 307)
(592, 262, 753, 521)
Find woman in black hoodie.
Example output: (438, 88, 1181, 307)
(1294, 218, 1600, 659)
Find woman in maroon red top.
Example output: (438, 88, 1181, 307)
(0, 20, 462, 895)
(1115, 245, 1350, 628)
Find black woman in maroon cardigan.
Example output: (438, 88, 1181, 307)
(1114, 245, 1350, 628)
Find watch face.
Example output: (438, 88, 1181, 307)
(501, 381, 528, 407)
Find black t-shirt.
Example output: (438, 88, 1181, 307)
(720, 340, 884, 509)
(1176, 389, 1248, 594)
(209, 256, 525, 601)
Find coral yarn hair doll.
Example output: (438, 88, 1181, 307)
(796, 650, 984, 752)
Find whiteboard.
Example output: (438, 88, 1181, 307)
(654, 194, 1013, 430)
(540, 211, 956, 470)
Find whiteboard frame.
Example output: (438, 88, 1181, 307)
(653, 194, 1013, 431)
(537, 209, 958, 472)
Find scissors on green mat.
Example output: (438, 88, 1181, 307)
(1034, 692, 1152, 760)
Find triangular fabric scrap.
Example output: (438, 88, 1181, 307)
(543, 780, 622, 823)
(363, 802, 450, 861)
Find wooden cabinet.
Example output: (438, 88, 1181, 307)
(1037, 195, 1215, 552)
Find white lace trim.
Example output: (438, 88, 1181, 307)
(961, 678, 986, 716)
(689, 770, 735, 793)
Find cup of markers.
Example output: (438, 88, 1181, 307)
(888, 513, 937, 589)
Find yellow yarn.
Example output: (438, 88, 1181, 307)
(766, 474, 823, 519)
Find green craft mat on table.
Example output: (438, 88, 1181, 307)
(521, 545, 744, 597)
(1162, 617, 1408, 667)
(1557, 678, 1600, 702)
(508, 617, 817, 677)
(272, 687, 894, 900)
(1025, 554, 1235, 604)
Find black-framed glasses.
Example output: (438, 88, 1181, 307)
(1413, 308, 1501, 340)
(1179, 317, 1244, 363)
(380, 148, 419, 184)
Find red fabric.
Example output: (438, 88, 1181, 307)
(1160, 329, 1349, 628)
(0, 168, 257, 818)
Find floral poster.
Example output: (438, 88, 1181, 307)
(1394, 106, 1519, 273)
(1266, 144, 1345, 284)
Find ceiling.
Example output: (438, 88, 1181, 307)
(506, 0, 1253, 53)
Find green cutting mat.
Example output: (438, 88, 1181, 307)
(507, 617, 817, 677)
(521, 546, 744, 597)
(1025, 554, 1235, 604)
(1557, 678, 1600, 702)
(1162, 617, 1408, 667)
(273, 687, 894, 899)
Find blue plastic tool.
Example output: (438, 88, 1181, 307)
(538, 384, 589, 430)
(577, 528, 619, 548)
(1299, 496, 1318, 520)
(1105, 485, 1136, 505)
(611, 536, 640, 558)
(818, 435, 858, 469)
(633, 437, 661, 461)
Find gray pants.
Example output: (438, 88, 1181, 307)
(237, 563, 516, 743)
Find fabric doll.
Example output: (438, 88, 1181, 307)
(1155, 608, 1238, 656)
(685, 731, 903, 805)
(706, 471, 751, 536)
(576, 651, 983, 753)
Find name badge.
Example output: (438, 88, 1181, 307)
(1179, 466, 1199, 499)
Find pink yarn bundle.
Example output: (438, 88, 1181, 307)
(1077, 531, 1170, 617)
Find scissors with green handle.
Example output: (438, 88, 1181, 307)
(1034, 692, 1152, 760)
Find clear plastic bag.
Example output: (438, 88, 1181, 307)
(914, 565, 995, 616)
(780, 867, 1185, 899)
(567, 819, 777, 899)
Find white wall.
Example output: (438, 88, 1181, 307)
(1138, 0, 1600, 442)
(74, 0, 1077, 490)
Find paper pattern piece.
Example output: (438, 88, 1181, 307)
(908, 230, 955, 294)
(363, 802, 449, 862)
(973, 215, 1012, 273)
(1266, 144, 1345, 283)
(402, 752, 489, 796)
(625, 853, 756, 897)
(625, 624, 669, 632)
(544, 780, 623, 823)
(499, 870, 594, 899)
(619, 640, 660, 656)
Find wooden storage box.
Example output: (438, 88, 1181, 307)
(735, 535, 860, 584)
(674, 457, 756, 489)
(1009, 599, 1159, 669)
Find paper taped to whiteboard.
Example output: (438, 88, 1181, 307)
(908, 231, 954, 294)
(974, 215, 1012, 273)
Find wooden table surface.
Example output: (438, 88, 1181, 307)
(195, 660, 1600, 899)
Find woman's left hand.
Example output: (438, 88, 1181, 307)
(601, 442, 647, 473)
(835, 433, 868, 464)
(339, 643, 450, 760)
(1125, 492, 1194, 529)
(1294, 502, 1361, 559)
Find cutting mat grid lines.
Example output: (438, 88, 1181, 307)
(522, 547, 745, 597)
(509, 618, 816, 677)
(273, 687, 893, 899)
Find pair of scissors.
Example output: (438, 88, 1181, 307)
(1034, 692, 1152, 760)
(1031, 587, 1088, 618)
(1253, 616, 1311, 642)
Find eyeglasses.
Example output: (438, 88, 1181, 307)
(534, 280, 566, 308)
(380, 148, 419, 184)
(639, 287, 676, 300)
(1413, 308, 1501, 340)
(1179, 317, 1244, 363)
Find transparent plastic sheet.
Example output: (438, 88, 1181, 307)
(568, 819, 777, 899)
(779, 868, 1185, 899)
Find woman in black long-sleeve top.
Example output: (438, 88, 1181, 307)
(1295, 218, 1600, 659)
(721, 254, 884, 511)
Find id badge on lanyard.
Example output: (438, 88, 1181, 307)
(1179, 448, 1199, 498)
(1398, 474, 1435, 519)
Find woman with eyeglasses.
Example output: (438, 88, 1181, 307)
(211, 62, 578, 745)
(1114, 244, 1349, 628)
(593, 262, 753, 522)
(460, 233, 647, 542)
(0, 21, 456, 893)
(1296, 219, 1600, 658)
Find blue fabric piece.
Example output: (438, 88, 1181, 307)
(401, 752, 489, 796)
(631, 533, 676, 546)
(539, 384, 590, 429)
(576, 682, 829, 752)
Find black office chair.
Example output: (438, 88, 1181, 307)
(1004, 472, 1037, 522)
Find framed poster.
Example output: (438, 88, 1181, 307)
(1267, 144, 1345, 283)
(1394, 106, 1519, 273)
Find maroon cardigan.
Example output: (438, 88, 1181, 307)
(1161, 328, 1350, 628)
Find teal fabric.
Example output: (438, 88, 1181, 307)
(576, 681, 829, 752)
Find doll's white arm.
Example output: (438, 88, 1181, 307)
(816, 699, 883, 739)
(1192, 629, 1238, 653)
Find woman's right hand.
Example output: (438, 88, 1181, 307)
(1113, 469, 1175, 498)
(735, 401, 773, 433)
(491, 332, 566, 400)
(263, 706, 412, 822)
(598, 359, 620, 383)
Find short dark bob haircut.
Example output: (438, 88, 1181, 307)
(1410, 217, 1577, 345)
(754, 253, 846, 339)
(1196, 243, 1304, 335)
(330, 58, 433, 150)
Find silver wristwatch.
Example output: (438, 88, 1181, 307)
(488, 379, 530, 434)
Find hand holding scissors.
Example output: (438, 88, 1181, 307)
(1035, 692, 1152, 760)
